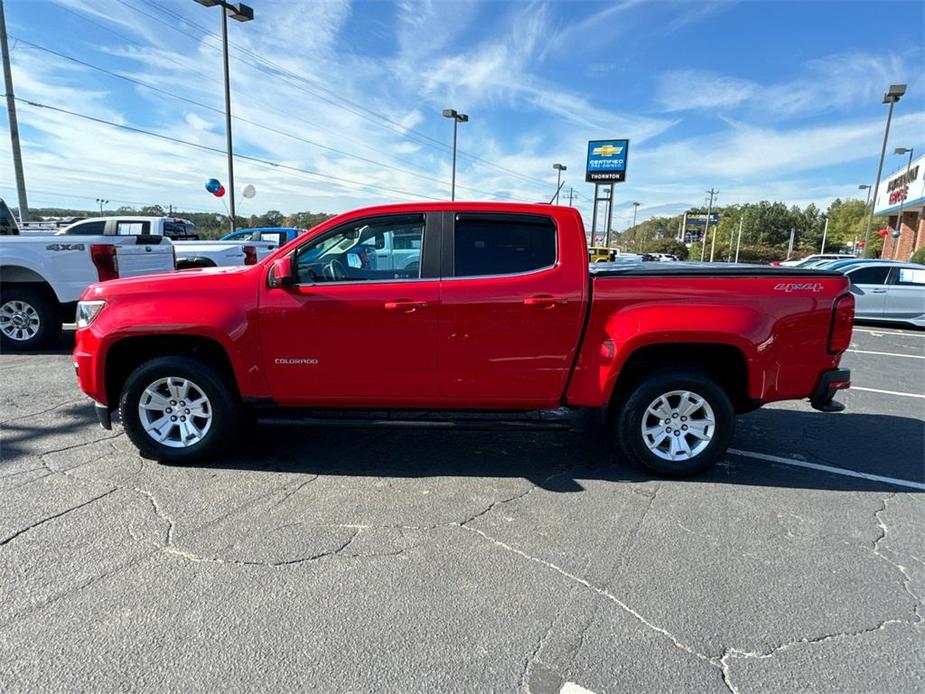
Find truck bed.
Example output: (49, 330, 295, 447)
(589, 262, 843, 279)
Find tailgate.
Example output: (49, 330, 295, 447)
(115, 237, 175, 277)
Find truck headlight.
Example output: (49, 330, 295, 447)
(76, 300, 106, 328)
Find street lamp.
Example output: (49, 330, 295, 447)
(95, 198, 108, 216)
(858, 184, 872, 207)
(442, 109, 468, 201)
(890, 147, 915, 246)
(552, 163, 567, 204)
(862, 83, 906, 256)
(193, 0, 254, 232)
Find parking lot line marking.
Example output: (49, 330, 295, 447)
(853, 328, 925, 337)
(851, 386, 925, 399)
(728, 449, 925, 491)
(848, 349, 925, 360)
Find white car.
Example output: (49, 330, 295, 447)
(58, 217, 277, 269)
(1, 225, 175, 349)
(778, 253, 856, 267)
(845, 262, 925, 327)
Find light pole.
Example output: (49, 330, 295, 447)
(863, 83, 906, 256)
(96, 198, 108, 216)
(891, 146, 915, 246)
(442, 109, 468, 200)
(553, 163, 567, 204)
(193, 0, 254, 232)
(858, 184, 872, 208)
(631, 202, 640, 250)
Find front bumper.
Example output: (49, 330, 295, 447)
(810, 368, 850, 412)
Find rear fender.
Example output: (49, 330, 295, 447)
(567, 302, 764, 407)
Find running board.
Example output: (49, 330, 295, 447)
(256, 408, 578, 431)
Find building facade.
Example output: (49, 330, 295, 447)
(874, 153, 925, 261)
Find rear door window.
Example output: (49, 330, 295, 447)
(452, 214, 556, 277)
(847, 266, 891, 285)
(64, 220, 107, 235)
(115, 221, 150, 235)
(164, 221, 197, 239)
(894, 267, 925, 286)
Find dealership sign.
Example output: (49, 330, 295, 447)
(685, 212, 720, 225)
(874, 153, 925, 215)
(586, 139, 629, 183)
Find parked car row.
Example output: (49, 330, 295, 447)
(0, 202, 307, 349)
(811, 258, 925, 328)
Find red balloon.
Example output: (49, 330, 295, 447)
(214, 185, 226, 198)
(877, 228, 888, 237)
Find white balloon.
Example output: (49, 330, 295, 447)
(242, 184, 256, 199)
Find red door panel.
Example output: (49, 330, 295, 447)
(259, 280, 439, 406)
(437, 212, 587, 408)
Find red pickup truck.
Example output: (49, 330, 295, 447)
(73, 202, 854, 477)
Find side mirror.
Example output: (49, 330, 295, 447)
(270, 254, 296, 288)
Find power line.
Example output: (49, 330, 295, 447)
(113, 0, 553, 190)
(13, 96, 447, 202)
(11, 36, 502, 199)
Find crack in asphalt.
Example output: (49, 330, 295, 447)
(0, 487, 118, 546)
(716, 617, 919, 692)
(0, 398, 86, 425)
(460, 523, 715, 666)
(162, 527, 363, 567)
(871, 492, 923, 610)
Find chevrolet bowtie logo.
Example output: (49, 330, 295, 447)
(592, 144, 623, 157)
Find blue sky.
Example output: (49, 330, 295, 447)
(2, 0, 924, 229)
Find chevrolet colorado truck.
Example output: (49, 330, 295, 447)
(73, 202, 854, 477)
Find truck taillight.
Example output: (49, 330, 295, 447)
(90, 244, 119, 281)
(828, 293, 854, 355)
(243, 245, 258, 266)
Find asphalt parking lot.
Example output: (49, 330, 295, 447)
(1, 325, 923, 693)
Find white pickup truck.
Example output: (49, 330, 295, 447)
(0, 225, 175, 350)
(57, 216, 278, 269)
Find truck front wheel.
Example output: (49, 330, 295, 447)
(614, 369, 735, 478)
(119, 356, 241, 463)
(0, 285, 61, 351)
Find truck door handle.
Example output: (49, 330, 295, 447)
(524, 295, 565, 308)
(871, 288, 887, 293)
(384, 300, 428, 312)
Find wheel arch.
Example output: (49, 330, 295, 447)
(104, 334, 239, 407)
(609, 342, 753, 414)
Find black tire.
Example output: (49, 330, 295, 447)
(613, 368, 735, 478)
(119, 355, 241, 463)
(0, 285, 62, 351)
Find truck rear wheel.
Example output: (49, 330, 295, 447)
(0, 285, 61, 351)
(613, 369, 735, 478)
(119, 356, 241, 463)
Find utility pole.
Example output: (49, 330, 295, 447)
(734, 216, 744, 263)
(819, 216, 829, 254)
(701, 188, 718, 262)
(1, 0, 28, 222)
(566, 187, 575, 206)
(786, 227, 796, 260)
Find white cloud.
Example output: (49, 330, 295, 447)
(656, 69, 757, 112)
